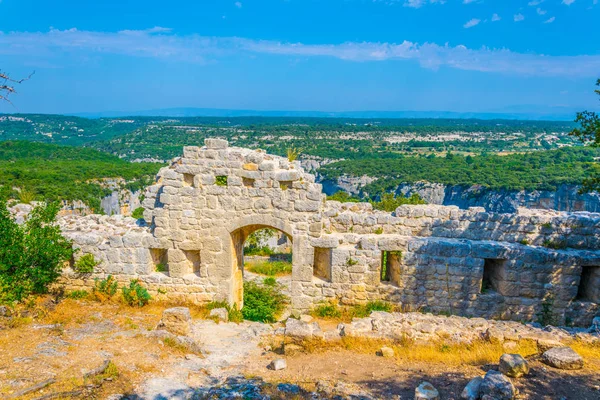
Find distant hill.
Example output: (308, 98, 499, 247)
(71, 107, 582, 121)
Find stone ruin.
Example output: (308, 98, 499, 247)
(58, 138, 600, 326)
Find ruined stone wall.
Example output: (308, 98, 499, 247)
(55, 139, 600, 326)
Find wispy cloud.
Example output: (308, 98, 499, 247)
(491, 13, 501, 21)
(463, 18, 481, 28)
(536, 7, 547, 15)
(235, 1, 242, 8)
(562, 0, 576, 5)
(1, 28, 599, 78)
(514, 13, 525, 22)
(402, 0, 445, 8)
(544, 16, 556, 23)
(528, 0, 544, 5)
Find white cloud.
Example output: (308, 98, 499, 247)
(463, 18, 481, 28)
(536, 7, 547, 14)
(544, 16, 556, 23)
(514, 13, 525, 22)
(491, 13, 501, 21)
(528, 0, 544, 5)
(562, 0, 576, 4)
(403, 0, 445, 8)
(1, 28, 599, 78)
(235, 1, 242, 8)
(462, 0, 477, 4)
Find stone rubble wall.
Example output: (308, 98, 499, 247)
(46, 139, 600, 326)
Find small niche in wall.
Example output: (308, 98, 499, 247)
(183, 173, 195, 187)
(215, 176, 228, 186)
(184, 250, 202, 276)
(150, 248, 168, 275)
(481, 259, 506, 295)
(313, 247, 332, 282)
(243, 178, 255, 188)
(381, 250, 401, 286)
(576, 266, 600, 303)
(280, 181, 293, 190)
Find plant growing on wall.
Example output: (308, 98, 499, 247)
(73, 254, 99, 273)
(121, 279, 152, 307)
(215, 176, 228, 186)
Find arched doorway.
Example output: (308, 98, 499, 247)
(229, 223, 293, 309)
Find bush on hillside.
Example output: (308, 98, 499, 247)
(242, 281, 287, 323)
(0, 200, 74, 303)
(121, 279, 152, 307)
(73, 253, 99, 273)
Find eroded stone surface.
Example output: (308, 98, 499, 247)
(499, 354, 529, 378)
(541, 347, 584, 370)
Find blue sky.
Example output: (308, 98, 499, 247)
(0, 0, 599, 115)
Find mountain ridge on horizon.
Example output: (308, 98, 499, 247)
(61, 107, 584, 122)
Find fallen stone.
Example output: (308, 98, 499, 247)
(300, 314, 313, 323)
(415, 381, 439, 400)
(377, 346, 395, 358)
(156, 307, 191, 336)
(0, 306, 9, 317)
(541, 347, 584, 370)
(484, 327, 505, 344)
(209, 307, 229, 322)
(269, 358, 287, 371)
(536, 339, 564, 353)
(461, 376, 483, 400)
(479, 370, 516, 400)
(285, 318, 322, 339)
(499, 353, 529, 378)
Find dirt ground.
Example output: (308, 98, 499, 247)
(1, 299, 599, 399)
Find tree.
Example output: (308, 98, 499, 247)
(0, 200, 74, 303)
(570, 78, 600, 192)
(0, 70, 34, 105)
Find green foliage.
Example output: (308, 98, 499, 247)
(66, 290, 89, 300)
(537, 295, 557, 326)
(0, 200, 74, 303)
(542, 239, 567, 250)
(155, 263, 167, 273)
(352, 301, 393, 318)
(121, 279, 151, 307)
(370, 192, 426, 212)
(242, 281, 287, 323)
(327, 191, 361, 203)
(0, 141, 161, 210)
(287, 146, 302, 162)
(73, 253, 99, 273)
(246, 260, 292, 276)
(263, 277, 277, 286)
(313, 301, 342, 318)
(321, 147, 600, 193)
(570, 79, 600, 192)
(206, 300, 244, 323)
(92, 275, 118, 301)
(243, 228, 277, 256)
(346, 258, 358, 266)
(131, 207, 145, 219)
(215, 176, 228, 186)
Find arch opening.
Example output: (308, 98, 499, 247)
(230, 224, 293, 309)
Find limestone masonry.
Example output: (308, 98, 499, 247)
(55, 139, 600, 326)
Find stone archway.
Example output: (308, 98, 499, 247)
(227, 216, 295, 308)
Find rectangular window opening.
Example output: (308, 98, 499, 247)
(150, 248, 168, 275)
(215, 176, 228, 186)
(243, 178, 255, 188)
(313, 247, 332, 282)
(183, 173, 194, 187)
(481, 258, 506, 295)
(381, 251, 401, 286)
(184, 250, 202, 276)
(280, 181, 293, 190)
(576, 266, 600, 303)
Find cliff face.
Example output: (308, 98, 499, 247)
(321, 177, 600, 213)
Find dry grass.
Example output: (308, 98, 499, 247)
(285, 336, 542, 367)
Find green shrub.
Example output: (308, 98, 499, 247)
(206, 300, 244, 323)
(312, 301, 342, 318)
(244, 246, 274, 256)
(73, 254, 99, 273)
(17, 188, 36, 204)
(246, 260, 292, 276)
(66, 290, 89, 300)
(287, 147, 302, 162)
(370, 192, 426, 212)
(215, 176, 228, 186)
(352, 300, 393, 318)
(131, 207, 145, 219)
(242, 281, 287, 323)
(92, 275, 118, 301)
(155, 263, 167, 273)
(326, 191, 361, 203)
(542, 239, 567, 250)
(0, 200, 74, 303)
(121, 279, 151, 307)
(263, 277, 277, 286)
